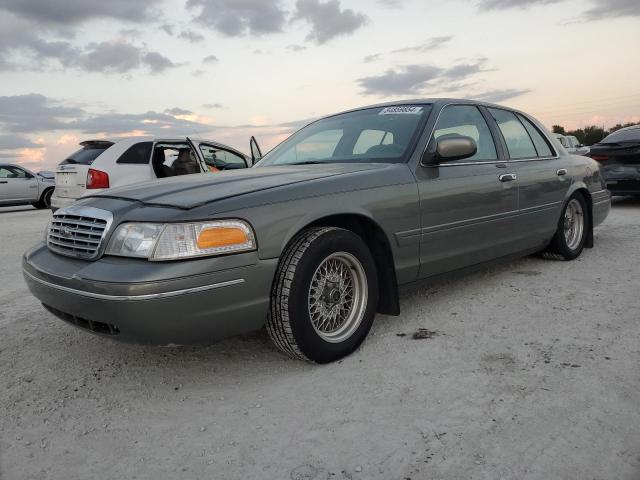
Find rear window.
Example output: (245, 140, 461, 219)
(601, 127, 640, 144)
(117, 142, 153, 164)
(60, 145, 110, 165)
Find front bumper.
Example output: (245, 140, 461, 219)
(23, 244, 278, 345)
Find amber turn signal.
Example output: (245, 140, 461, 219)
(197, 227, 249, 249)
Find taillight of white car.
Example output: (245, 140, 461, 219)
(86, 168, 110, 189)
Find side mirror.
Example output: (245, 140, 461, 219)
(250, 136, 262, 165)
(430, 135, 477, 163)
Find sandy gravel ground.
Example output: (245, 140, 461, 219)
(1, 199, 639, 480)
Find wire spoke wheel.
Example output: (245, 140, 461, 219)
(308, 252, 368, 343)
(563, 198, 584, 251)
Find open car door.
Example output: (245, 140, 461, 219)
(250, 136, 262, 165)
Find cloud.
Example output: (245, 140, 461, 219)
(178, 29, 205, 43)
(203, 103, 224, 109)
(287, 44, 307, 52)
(187, 0, 286, 36)
(364, 36, 452, 62)
(477, 0, 562, 10)
(470, 88, 531, 103)
(0, 94, 84, 132)
(165, 107, 193, 116)
(142, 51, 177, 73)
(203, 54, 219, 64)
(293, 0, 368, 44)
(357, 60, 488, 96)
(160, 24, 174, 35)
(358, 65, 443, 96)
(378, 0, 402, 7)
(581, 0, 640, 20)
(0, 0, 162, 26)
(0, 133, 39, 149)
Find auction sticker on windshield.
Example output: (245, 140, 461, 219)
(379, 106, 423, 115)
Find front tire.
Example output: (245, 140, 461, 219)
(267, 227, 379, 363)
(544, 193, 588, 260)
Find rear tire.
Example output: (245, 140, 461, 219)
(267, 227, 379, 363)
(543, 193, 588, 260)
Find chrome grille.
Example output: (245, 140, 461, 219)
(47, 206, 113, 260)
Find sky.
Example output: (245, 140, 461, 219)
(0, 0, 639, 171)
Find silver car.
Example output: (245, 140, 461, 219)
(23, 99, 611, 363)
(0, 163, 55, 209)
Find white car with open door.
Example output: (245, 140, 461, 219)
(51, 137, 250, 212)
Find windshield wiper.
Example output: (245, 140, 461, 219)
(287, 160, 329, 165)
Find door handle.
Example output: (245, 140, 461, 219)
(499, 173, 517, 182)
(0, 180, 7, 184)
(556, 168, 568, 176)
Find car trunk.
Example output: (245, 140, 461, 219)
(55, 141, 113, 199)
(590, 142, 640, 192)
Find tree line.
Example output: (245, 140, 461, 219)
(551, 122, 640, 146)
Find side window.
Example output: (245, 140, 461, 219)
(489, 108, 537, 159)
(432, 105, 497, 161)
(199, 145, 247, 170)
(151, 143, 201, 178)
(117, 142, 153, 164)
(353, 129, 394, 155)
(517, 114, 554, 157)
(273, 129, 343, 164)
(0, 167, 14, 178)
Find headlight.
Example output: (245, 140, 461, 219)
(105, 220, 256, 261)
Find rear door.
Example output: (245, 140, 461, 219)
(415, 104, 520, 278)
(0, 165, 38, 202)
(488, 108, 570, 247)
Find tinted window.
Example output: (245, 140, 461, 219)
(60, 145, 110, 165)
(602, 127, 640, 143)
(353, 129, 394, 155)
(517, 114, 553, 157)
(199, 144, 247, 170)
(259, 105, 430, 166)
(490, 108, 537, 159)
(117, 142, 153, 164)
(433, 105, 497, 161)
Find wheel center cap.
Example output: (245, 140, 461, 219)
(329, 289, 341, 303)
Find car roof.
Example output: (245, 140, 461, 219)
(310, 98, 536, 125)
(78, 137, 247, 157)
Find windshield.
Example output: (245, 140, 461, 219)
(257, 105, 431, 166)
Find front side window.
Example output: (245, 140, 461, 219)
(199, 144, 247, 170)
(517, 114, 554, 157)
(490, 108, 538, 159)
(258, 105, 430, 166)
(432, 105, 497, 161)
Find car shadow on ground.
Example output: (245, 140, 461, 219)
(0, 206, 37, 214)
(611, 195, 640, 209)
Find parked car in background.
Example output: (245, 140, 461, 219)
(588, 125, 640, 196)
(0, 163, 55, 209)
(51, 137, 250, 212)
(554, 134, 589, 155)
(23, 99, 610, 363)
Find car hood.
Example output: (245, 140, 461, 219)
(86, 163, 384, 209)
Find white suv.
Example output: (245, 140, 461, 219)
(52, 137, 250, 211)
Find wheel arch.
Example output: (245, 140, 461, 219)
(282, 212, 400, 316)
(565, 183, 593, 248)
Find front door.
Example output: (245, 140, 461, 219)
(0, 165, 38, 202)
(415, 104, 519, 278)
